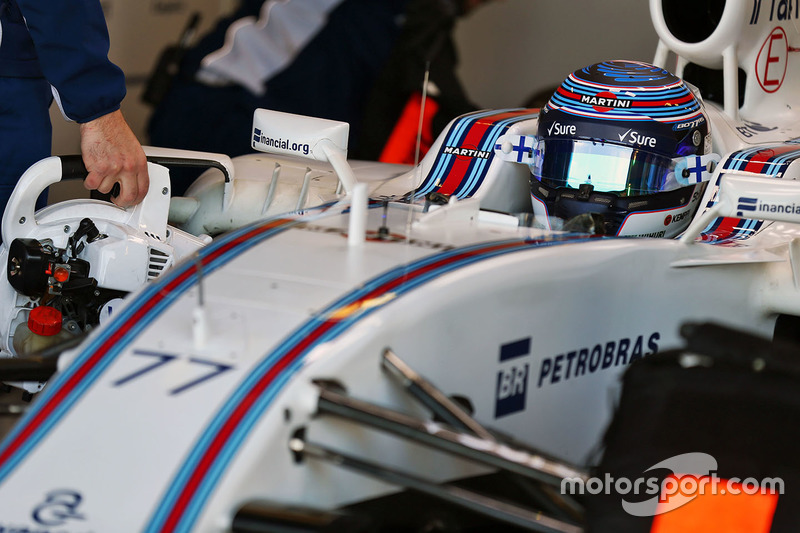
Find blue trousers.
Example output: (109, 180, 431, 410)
(0, 76, 52, 240)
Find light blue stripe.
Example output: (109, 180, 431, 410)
(454, 113, 533, 197)
(146, 317, 320, 530)
(561, 81, 690, 99)
(150, 240, 533, 527)
(0, 207, 343, 485)
(145, 237, 497, 527)
(418, 110, 513, 197)
(417, 112, 487, 196)
(727, 146, 776, 172)
(153, 235, 601, 531)
(177, 359, 305, 531)
(763, 149, 800, 176)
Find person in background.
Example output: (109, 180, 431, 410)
(0, 0, 149, 231)
(354, 0, 494, 164)
(146, 0, 496, 194)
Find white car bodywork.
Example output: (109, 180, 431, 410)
(0, 0, 799, 531)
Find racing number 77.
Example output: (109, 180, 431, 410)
(111, 349, 234, 395)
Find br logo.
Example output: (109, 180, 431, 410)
(495, 338, 531, 418)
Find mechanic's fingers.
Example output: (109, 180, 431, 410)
(116, 155, 150, 207)
(85, 172, 118, 195)
(83, 170, 104, 192)
(82, 158, 149, 207)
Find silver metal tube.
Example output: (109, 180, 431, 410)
(296, 167, 312, 212)
(382, 348, 495, 440)
(262, 162, 280, 215)
(290, 437, 583, 533)
(316, 385, 588, 487)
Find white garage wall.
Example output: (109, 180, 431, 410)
(454, 0, 659, 109)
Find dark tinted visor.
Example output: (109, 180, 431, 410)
(532, 139, 679, 196)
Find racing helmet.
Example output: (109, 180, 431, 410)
(531, 60, 716, 238)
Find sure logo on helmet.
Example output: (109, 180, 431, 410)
(618, 129, 657, 148)
(546, 122, 577, 136)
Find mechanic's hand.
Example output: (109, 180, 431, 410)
(80, 109, 149, 207)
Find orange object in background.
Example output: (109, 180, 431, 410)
(650, 475, 779, 533)
(379, 92, 440, 165)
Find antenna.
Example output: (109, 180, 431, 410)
(414, 61, 432, 168)
(406, 61, 433, 240)
(193, 254, 208, 348)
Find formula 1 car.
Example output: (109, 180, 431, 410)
(0, 0, 799, 531)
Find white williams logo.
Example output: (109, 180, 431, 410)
(618, 129, 657, 148)
(32, 489, 86, 526)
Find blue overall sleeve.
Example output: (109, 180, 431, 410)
(15, 0, 126, 123)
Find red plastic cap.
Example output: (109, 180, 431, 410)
(53, 266, 70, 283)
(28, 306, 63, 336)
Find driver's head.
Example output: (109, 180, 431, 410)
(530, 60, 716, 238)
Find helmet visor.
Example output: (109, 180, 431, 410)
(532, 139, 679, 196)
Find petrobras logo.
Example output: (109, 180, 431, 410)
(737, 196, 800, 217)
(536, 332, 660, 388)
(581, 91, 631, 112)
(443, 146, 492, 160)
(253, 128, 310, 156)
